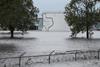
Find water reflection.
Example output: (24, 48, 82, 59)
(0, 43, 17, 53)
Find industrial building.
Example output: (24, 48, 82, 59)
(41, 12, 70, 32)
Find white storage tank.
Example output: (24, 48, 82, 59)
(42, 12, 70, 32)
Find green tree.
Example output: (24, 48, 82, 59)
(0, 0, 39, 38)
(65, 0, 100, 39)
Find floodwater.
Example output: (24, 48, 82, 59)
(0, 31, 100, 57)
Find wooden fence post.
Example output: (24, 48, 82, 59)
(19, 52, 26, 67)
(4, 64, 6, 67)
(75, 51, 77, 61)
(98, 50, 100, 60)
(48, 50, 55, 64)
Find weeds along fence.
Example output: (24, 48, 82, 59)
(0, 49, 100, 67)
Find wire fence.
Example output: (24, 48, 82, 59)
(0, 49, 100, 67)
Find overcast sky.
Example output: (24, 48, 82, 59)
(33, 0, 70, 15)
(33, 0, 100, 16)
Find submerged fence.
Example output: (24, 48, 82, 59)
(0, 49, 100, 67)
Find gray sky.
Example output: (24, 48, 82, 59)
(33, 0, 100, 16)
(33, 0, 69, 15)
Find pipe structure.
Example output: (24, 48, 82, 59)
(42, 13, 54, 31)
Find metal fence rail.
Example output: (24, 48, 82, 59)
(0, 49, 100, 67)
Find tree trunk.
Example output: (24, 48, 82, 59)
(86, 2, 89, 39)
(10, 30, 14, 38)
(86, 25, 89, 39)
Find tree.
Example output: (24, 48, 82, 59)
(0, 0, 39, 38)
(65, 0, 100, 39)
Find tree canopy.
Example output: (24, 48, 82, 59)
(65, 0, 100, 39)
(0, 0, 39, 38)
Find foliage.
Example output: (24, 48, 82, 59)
(0, 0, 39, 38)
(65, 0, 100, 39)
